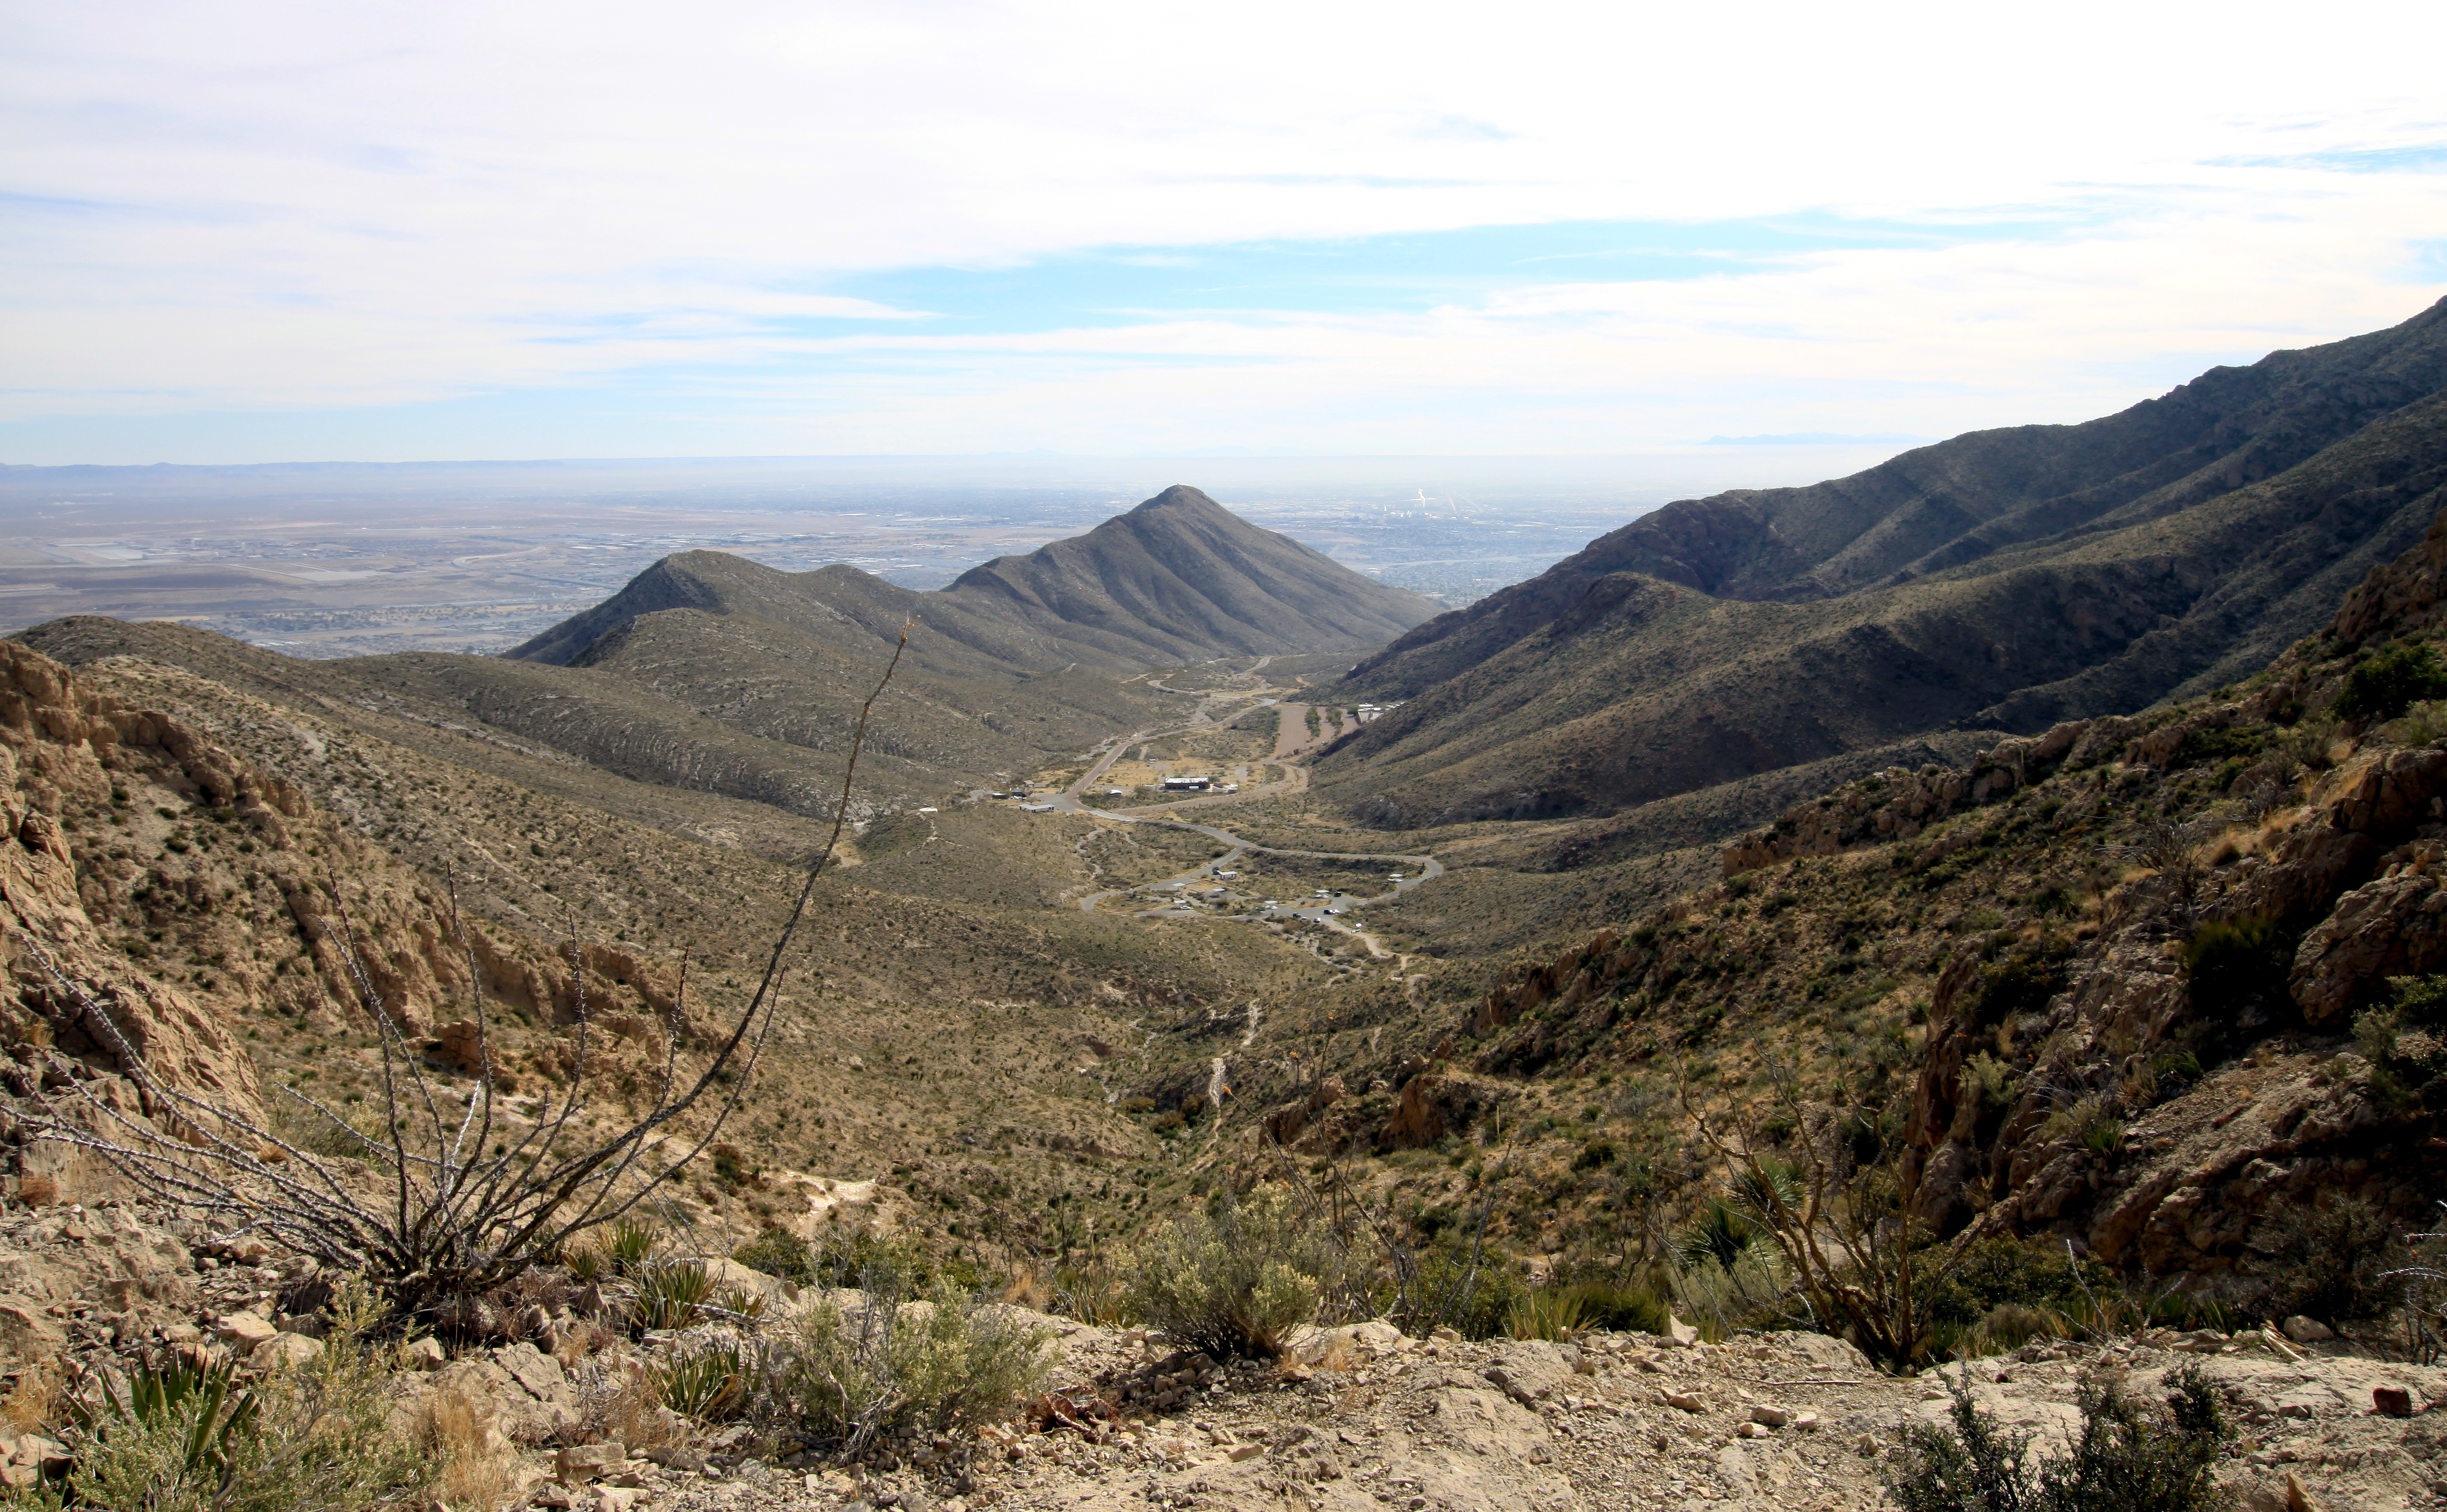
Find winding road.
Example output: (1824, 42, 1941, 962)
(1047, 707, 1440, 960)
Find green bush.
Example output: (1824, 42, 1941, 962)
(2335, 643, 2447, 723)
(1397, 1239, 1520, 1341)
(2183, 916, 2291, 1024)
(766, 1282, 1047, 1452)
(733, 1226, 817, 1284)
(1889, 1363, 2230, 1512)
(1926, 1236, 2110, 1331)
(1560, 1278, 1668, 1335)
(2259, 1195, 2399, 1322)
(1125, 1186, 1338, 1358)
(2382, 699, 2447, 748)
(730, 1225, 965, 1295)
(1970, 949, 2064, 1027)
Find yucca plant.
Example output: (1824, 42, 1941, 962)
(70, 1358, 260, 1490)
(608, 1217, 662, 1276)
(564, 1241, 609, 1284)
(710, 1285, 768, 1324)
(1505, 1285, 1587, 1341)
(630, 1260, 716, 1331)
(648, 1338, 751, 1422)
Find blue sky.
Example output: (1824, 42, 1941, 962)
(3, 0, 2445, 464)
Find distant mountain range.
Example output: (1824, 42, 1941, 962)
(21, 486, 1437, 822)
(1315, 297, 2447, 832)
(509, 484, 1437, 672)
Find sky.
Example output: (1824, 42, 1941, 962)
(4, 0, 2445, 465)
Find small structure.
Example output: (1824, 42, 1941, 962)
(1161, 775, 1213, 792)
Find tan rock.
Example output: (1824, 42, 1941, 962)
(1382, 1071, 1505, 1150)
(557, 1441, 627, 1482)
(2290, 869, 2447, 1026)
(251, 1331, 323, 1370)
(1484, 1340, 1573, 1405)
(401, 1334, 448, 1370)
(703, 1255, 798, 1310)
(216, 1310, 278, 1348)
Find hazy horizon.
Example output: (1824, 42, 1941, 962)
(0, 442, 1929, 653)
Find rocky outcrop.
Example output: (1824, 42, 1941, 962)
(1260, 1075, 1347, 1148)
(1382, 1072, 1506, 1151)
(2289, 843, 2447, 1027)
(1719, 717, 2154, 877)
(0, 643, 267, 1126)
(0, 640, 691, 1198)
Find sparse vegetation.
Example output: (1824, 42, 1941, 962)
(2335, 642, 2447, 723)
(763, 1281, 1048, 1454)
(60, 1282, 430, 1512)
(1887, 1363, 2232, 1512)
(1125, 1186, 1340, 1358)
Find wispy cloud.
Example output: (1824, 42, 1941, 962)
(3, 0, 2444, 461)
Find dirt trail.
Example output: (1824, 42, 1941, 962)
(1272, 703, 1325, 760)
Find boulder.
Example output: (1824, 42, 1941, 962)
(2283, 1316, 2336, 1344)
(1483, 1340, 1573, 1405)
(2290, 869, 2447, 1026)
(558, 1441, 627, 1483)
(251, 1332, 323, 1371)
(216, 1311, 279, 1348)
(703, 1256, 798, 1310)
(401, 1335, 447, 1370)
(1383, 1072, 1503, 1150)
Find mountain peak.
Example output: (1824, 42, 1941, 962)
(1131, 483, 1227, 514)
(509, 484, 1439, 670)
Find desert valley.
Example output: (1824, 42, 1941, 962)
(0, 297, 2445, 1509)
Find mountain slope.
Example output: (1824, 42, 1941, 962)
(1317, 300, 2447, 830)
(940, 484, 1437, 663)
(510, 485, 1440, 673)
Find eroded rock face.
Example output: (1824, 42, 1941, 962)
(0, 640, 688, 1201)
(2291, 855, 2447, 1027)
(1382, 1072, 1504, 1151)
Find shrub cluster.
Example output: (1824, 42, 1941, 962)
(20, 1284, 429, 1512)
(1888, 1363, 2232, 1512)
(2335, 642, 2447, 724)
(1124, 1186, 1339, 1358)
(757, 1282, 1047, 1454)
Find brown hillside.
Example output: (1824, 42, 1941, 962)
(1318, 304, 2447, 832)
(510, 484, 1440, 672)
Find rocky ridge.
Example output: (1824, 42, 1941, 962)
(4, 1198, 2436, 1512)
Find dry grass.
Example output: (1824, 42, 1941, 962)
(0, 1359, 60, 1435)
(571, 1355, 690, 1452)
(426, 1387, 528, 1512)
(1001, 1266, 1054, 1310)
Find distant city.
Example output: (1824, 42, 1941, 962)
(0, 445, 1910, 657)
